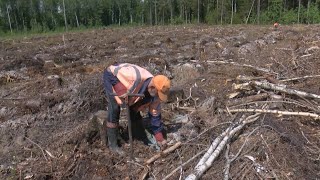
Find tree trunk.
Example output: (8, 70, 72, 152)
(307, 0, 311, 24)
(154, 0, 157, 25)
(170, 0, 173, 23)
(220, 0, 224, 25)
(118, 4, 121, 26)
(63, 0, 67, 31)
(231, 0, 234, 24)
(298, 0, 301, 23)
(75, 12, 79, 27)
(6, 5, 13, 33)
(130, 0, 133, 24)
(22, 12, 26, 31)
(246, 0, 255, 24)
(197, 0, 200, 23)
(162, 8, 164, 25)
(257, 0, 260, 24)
(51, 10, 55, 29)
(150, 0, 153, 25)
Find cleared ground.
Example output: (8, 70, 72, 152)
(0, 25, 319, 179)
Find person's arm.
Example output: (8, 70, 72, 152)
(148, 98, 166, 144)
(103, 69, 127, 97)
(103, 70, 119, 94)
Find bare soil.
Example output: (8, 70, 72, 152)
(0, 25, 319, 180)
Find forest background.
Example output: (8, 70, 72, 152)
(1, 0, 320, 35)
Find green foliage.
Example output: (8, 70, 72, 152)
(171, 16, 184, 25)
(205, 9, 219, 24)
(232, 13, 245, 24)
(307, 3, 320, 23)
(260, 0, 282, 23)
(1, 0, 320, 35)
(280, 9, 298, 24)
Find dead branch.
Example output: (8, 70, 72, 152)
(190, 60, 278, 75)
(186, 114, 261, 180)
(224, 127, 260, 180)
(280, 75, 320, 82)
(185, 122, 232, 144)
(252, 81, 320, 100)
(163, 150, 206, 180)
(145, 141, 182, 165)
(236, 75, 265, 81)
(25, 137, 48, 161)
(260, 135, 281, 168)
(227, 108, 320, 119)
(227, 93, 269, 106)
(232, 82, 251, 91)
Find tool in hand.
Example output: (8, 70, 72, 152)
(110, 93, 144, 161)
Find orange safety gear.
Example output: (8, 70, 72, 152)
(108, 63, 153, 105)
(153, 75, 171, 102)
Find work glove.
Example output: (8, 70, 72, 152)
(155, 132, 167, 150)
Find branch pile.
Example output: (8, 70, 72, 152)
(180, 61, 320, 179)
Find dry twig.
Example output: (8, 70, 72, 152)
(25, 137, 48, 161)
(224, 127, 260, 180)
(145, 141, 182, 165)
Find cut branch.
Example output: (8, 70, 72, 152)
(228, 108, 320, 119)
(145, 142, 182, 165)
(280, 75, 320, 82)
(186, 114, 261, 180)
(252, 81, 320, 100)
(190, 60, 278, 75)
(162, 150, 206, 180)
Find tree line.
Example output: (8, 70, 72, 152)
(1, 0, 320, 34)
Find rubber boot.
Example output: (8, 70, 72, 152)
(107, 127, 125, 156)
(99, 123, 107, 146)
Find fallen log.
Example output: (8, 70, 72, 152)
(227, 108, 320, 119)
(145, 141, 182, 165)
(252, 81, 320, 100)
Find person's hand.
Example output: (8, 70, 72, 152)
(154, 132, 167, 150)
(158, 139, 167, 150)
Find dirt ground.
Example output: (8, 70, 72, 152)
(0, 25, 320, 180)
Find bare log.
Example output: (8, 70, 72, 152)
(145, 142, 182, 165)
(228, 108, 320, 119)
(252, 81, 320, 100)
(227, 93, 269, 106)
(280, 75, 320, 82)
